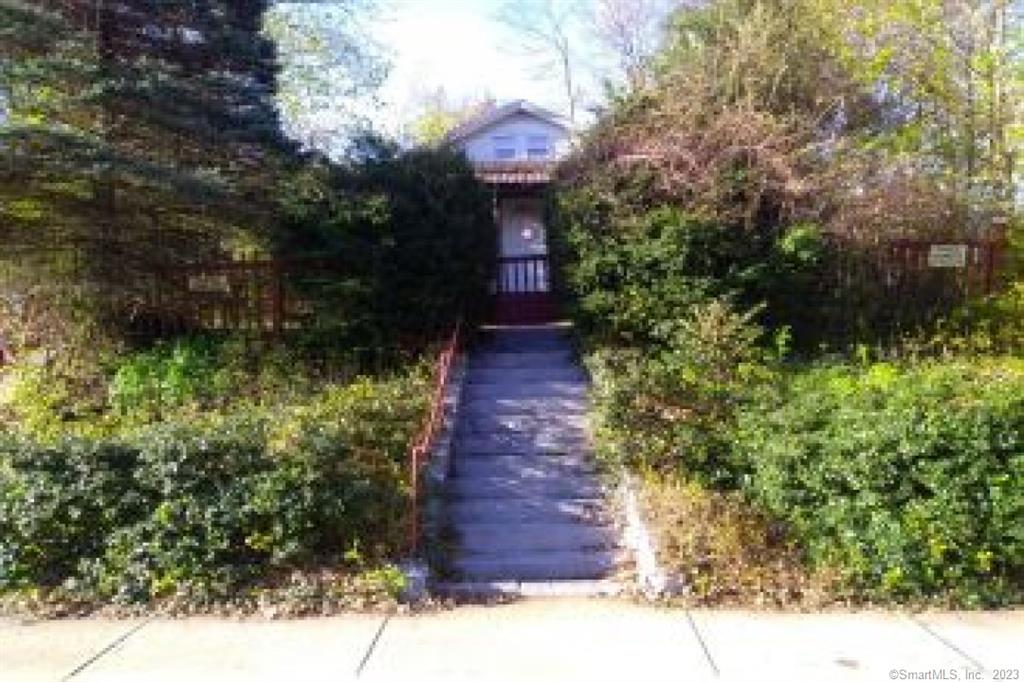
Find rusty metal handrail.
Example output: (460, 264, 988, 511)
(407, 317, 462, 555)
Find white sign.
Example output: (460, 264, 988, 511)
(927, 245, 968, 268)
(187, 273, 231, 293)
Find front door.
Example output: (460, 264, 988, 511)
(500, 198, 547, 258)
(494, 197, 556, 324)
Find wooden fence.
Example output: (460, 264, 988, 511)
(822, 235, 1011, 342)
(131, 255, 347, 339)
(134, 239, 1010, 338)
(5, 235, 1004, 348)
(885, 238, 1006, 296)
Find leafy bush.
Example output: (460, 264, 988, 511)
(922, 282, 1024, 357)
(588, 299, 775, 484)
(590, 330, 1024, 605)
(550, 196, 827, 349)
(734, 359, 1024, 605)
(0, 368, 427, 605)
(274, 139, 495, 344)
(88, 418, 271, 602)
(554, 205, 733, 344)
(108, 336, 229, 420)
(0, 436, 146, 590)
(261, 377, 428, 563)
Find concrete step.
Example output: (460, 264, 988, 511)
(457, 423, 589, 442)
(453, 550, 623, 581)
(458, 432, 593, 454)
(449, 476, 604, 500)
(432, 579, 624, 598)
(470, 350, 575, 369)
(461, 397, 589, 416)
(457, 448, 591, 461)
(462, 382, 588, 401)
(446, 498, 610, 525)
(467, 367, 588, 384)
(479, 334, 573, 353)
(458, 522, 619, 554)
(458, 412, 589, 434)
(453, 453, 597, 480)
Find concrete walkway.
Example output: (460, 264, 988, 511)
(445, 326, 624, 588)
(2, 600, 1021, 682)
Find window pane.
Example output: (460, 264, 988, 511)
(492, 135, 516, 159)
(526, 134, 549, 159)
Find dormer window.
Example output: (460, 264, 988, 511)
(526, 135, 550, 159)
(493, 135, 516, 160)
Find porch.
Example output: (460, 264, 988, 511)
(482, 161, 559, 326)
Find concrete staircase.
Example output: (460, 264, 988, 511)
(440, 325, 626, 595)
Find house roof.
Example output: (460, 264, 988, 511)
(445, 100, 570, 144)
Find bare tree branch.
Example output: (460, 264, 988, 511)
(495, 0, 584, 123)
(591, 0, 674, 90)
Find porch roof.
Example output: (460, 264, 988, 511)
(473, 160, 554, 186)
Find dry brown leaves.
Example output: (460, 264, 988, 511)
(828, 163, 974, 243)
(563, 82, 825, 231)
(640, 475, 842, 609)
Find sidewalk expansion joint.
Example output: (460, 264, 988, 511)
(685, 610, 720, 678)
(355, 611, 392, 678)
(62, 618, 151, 681)
(908, 614, 986, 673)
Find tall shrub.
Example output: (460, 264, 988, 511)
(274, 140, 494, 345)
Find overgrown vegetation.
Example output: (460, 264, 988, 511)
(558, 0, 1023, 607)
(0, 2, 492, 614)
(272, 139, 494, 345)
(2, 0, 1022, 614)
(0, 2, 492, 354)
(0, 0, 296, 350)
(0, 336, 429, 614)
(736, 359, 1024, 605)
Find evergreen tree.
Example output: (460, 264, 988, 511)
(0, 0, 296, 340)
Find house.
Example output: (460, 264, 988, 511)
(446, 100, 571, 324)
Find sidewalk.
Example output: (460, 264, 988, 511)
(2, 598, 1021, 682)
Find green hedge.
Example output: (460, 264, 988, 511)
(734, 360, 1024, 605)
(550, 184, 828, 350)
(585, 299, 773, 485)
(0, 372, 426, 604)
(589, 349, 1024, 605)
(273, 140, 495, 344)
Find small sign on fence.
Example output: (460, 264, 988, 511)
(927, 244, 968, 268)
(187, 273, 231, 293)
